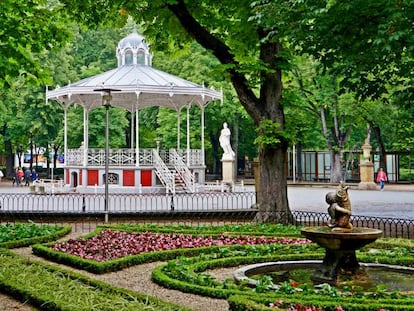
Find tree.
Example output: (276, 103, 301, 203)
(289, 0, 414, 177)
(50, 0, 414, 222)
(57, 0, 295, 223)
(290, 0, 414, 98)
(0, 0, 71, 87)
(0, 0, 72, 176)
(290, 57, 364, 182)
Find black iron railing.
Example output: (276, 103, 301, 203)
(0, 192, 412, 238)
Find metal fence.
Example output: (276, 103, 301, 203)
(0, 192, 413, 239)
(293, 211, 414, 239)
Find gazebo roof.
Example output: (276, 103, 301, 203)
(46, 31, 222, 112)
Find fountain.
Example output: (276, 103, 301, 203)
(301, 182, 383, 284)
(235, 183, 414, 291)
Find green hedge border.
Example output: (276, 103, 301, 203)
(0, 248, 191, 311)
(0, 224, 72, 249)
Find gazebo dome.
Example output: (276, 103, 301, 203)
(116, 29, 152, 67)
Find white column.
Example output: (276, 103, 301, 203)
(177, 109, 181, 150)
(201, 106, 205, 166)
(130, 110, 134, 149)
(83, 109, 89, 166)
(186, 105, 190, 166)
(135, 108, 139, 166)
(63, 106, 68, 183)
(82, 108, 89, 188)
(135, 93, 140, 167)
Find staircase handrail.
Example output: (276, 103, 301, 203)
(170, 149, 195, 193)
(152, 149, 175, 194)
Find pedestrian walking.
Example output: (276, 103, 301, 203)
(24, 168, 32, 186)
(376, 167, 387, 191)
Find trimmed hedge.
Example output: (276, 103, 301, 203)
(0, 223, 71, 249)
(0, 248, 191, 311)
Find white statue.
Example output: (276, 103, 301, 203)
(219, 122, 235, 159)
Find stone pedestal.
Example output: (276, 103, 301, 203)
(358, 141, 377, 190)
(222, 157, 235, 184)
(358, 162, 377, 190)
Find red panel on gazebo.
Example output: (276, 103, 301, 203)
(87, 170, 98, 185)
(123, 170, 135, 186)
(141, 170, 152, 186)
(66, 169, 70, 184)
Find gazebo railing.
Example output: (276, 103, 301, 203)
(66, 148, 204, 167)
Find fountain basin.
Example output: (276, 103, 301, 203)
(234, 260, 414, 292)
(300, 226, 383, 283)
(301, 227, 383, 251)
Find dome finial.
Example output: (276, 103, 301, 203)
(116, 30, 152, 67)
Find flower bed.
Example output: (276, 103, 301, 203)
(50, 229, 309, 262)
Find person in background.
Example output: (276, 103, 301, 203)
(0, 169, 3, 183)
(17, 167, 24, 186)
(31, 169, 38, 182)
(24, 167, 32, 186)
(376, 167, 387, 191)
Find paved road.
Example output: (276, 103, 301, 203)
(0, 181, 413, 219)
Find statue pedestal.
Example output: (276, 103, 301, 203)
(222, 157, 235, 184)
(358, 161, 377, 190)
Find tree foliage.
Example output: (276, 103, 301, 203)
(0, 0, 71, 87)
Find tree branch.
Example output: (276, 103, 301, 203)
(167, 0, 263, 123)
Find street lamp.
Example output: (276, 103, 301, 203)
(94, 88, 120, 223)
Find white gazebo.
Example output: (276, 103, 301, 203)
(46, 30, 222, 194)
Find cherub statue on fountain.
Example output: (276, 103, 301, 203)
(325, 182, 353, 232)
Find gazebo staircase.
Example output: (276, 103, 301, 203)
(152, 149, 195, 194)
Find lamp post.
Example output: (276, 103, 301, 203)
(94, 88, 119, 223)
(50, 143, 54, 181)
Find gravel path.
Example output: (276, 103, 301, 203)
(4, 230, 232, 311)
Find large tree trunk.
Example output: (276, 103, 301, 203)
(330, 149, 342, 183)
(296, 142, 303, 181)
(255, 145, 293, 224)
(1, 124, 14, 178)
(168, 1, 292, 223)
(5, 140, 14, 178)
